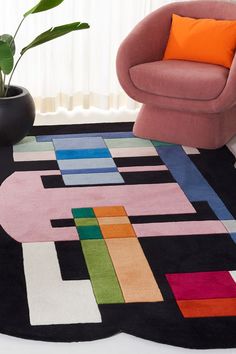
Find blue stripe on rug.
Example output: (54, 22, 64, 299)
(36, 131, 134, 142)
(56, 148, 111, 160)
(157, 145, 234, 220)
(61, 167, 118, 175)
(231, 233, 236, 243)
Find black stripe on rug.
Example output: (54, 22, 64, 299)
(41, 170, 175, 188)
(55, 241, 89, 281)
(15, 160, 59, 171)
(114, 156, 164, 167)
(30, 122, 134, 135)
(50, 202, 218, 228)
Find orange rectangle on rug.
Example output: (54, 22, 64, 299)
(97, 216, 130, 225)
(177, 298, 236, 318)
(105, 238, 163, 303)
(93, 206, 127, 217)
(100, 224, 136, 238)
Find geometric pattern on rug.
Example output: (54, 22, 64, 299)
(158, 145, 236, 243)
(0, 171, 195, 243)
(0, 123, 235, 348)
(72, 206, 163, 304)
(166, 271, 236, 318)
(53, 137, 124, 186)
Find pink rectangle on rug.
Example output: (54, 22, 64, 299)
(110, 147, 157, 158)
(134, 221, 227, 237)
(13, 151, 56, 161)
(118, 165, 167, 172)
(0, 170, 197, 243)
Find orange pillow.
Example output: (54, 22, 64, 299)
(163, 14, 236, 68)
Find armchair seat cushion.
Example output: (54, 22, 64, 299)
(129, 59, 229, 101)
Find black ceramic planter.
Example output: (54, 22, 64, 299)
(0, 86, 35, 146)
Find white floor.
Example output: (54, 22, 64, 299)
(1, 332, 236, 354)
(1, 108, 236, 354)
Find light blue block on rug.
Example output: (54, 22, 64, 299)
(63, 172, 124, 186)
(53, 137, 106, 151)
(58, 158, 117, 170)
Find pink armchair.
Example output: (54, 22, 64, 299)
(116, 0, 236, 149)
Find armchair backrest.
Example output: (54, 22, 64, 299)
(165, 1, 236, 21)
(117, 0, 236, 111)
(145, 1, 236, 61)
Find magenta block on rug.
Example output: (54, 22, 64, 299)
(166, 271, 236, 300)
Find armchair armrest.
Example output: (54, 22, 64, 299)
(215, 54, 236, 112)
(116, 4, 174, 101)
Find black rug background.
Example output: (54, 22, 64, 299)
(0, 122, 235, 348)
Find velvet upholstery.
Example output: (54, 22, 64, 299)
(116, 0, 236, 148)
(130, 60, 229, 101)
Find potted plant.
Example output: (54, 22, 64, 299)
(0, 0, 89, 146)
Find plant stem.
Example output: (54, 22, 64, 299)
(5, 55, 23, 97)
(3, 17, 26, 96)
(0, 70, 4, 97)
(3, 74, 6, 89)
(12, 17, 26, 42)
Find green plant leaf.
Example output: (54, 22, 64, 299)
(21, 22, 90, 55)
(24, 0, 64, 17)
(0, 34, 16, 55)
(0, 41, 14, 75)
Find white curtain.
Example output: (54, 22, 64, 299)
(0, 0, 176, 112)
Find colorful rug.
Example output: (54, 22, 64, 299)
(0, 122, 235, 348)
